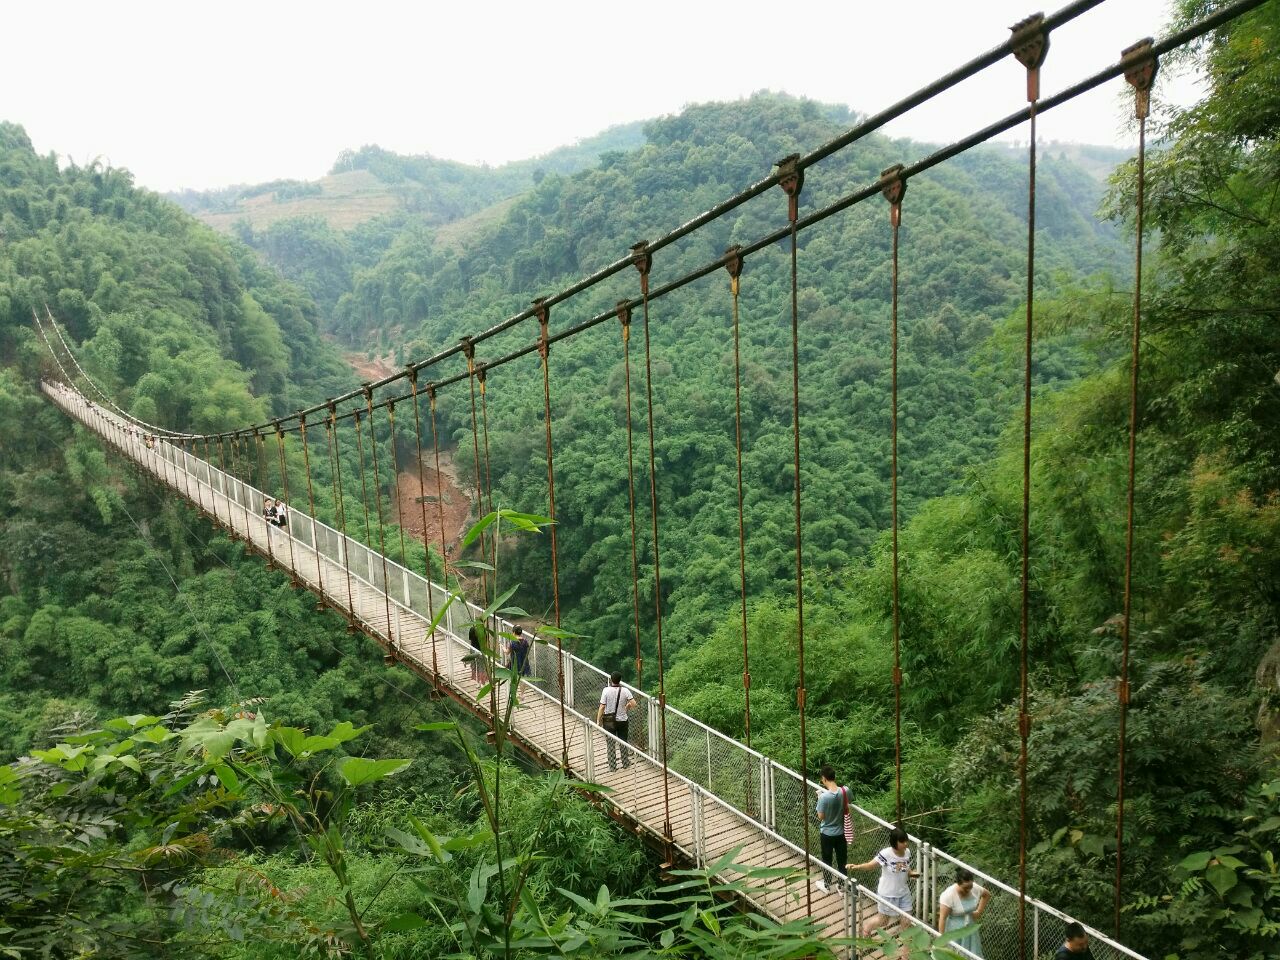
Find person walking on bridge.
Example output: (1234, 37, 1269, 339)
(595, 672, 636, 771)
(507, 625, 532, 678)
(813, 764, 851, 892)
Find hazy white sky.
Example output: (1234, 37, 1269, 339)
(4, 0, 1190, 193)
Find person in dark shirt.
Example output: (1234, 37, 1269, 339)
(507, 625, 532, 677)
(1055, 922, 1095, 960)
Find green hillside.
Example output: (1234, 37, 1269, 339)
(0, 1, 1277, 953)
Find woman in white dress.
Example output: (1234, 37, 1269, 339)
(937, 866, 990, 957)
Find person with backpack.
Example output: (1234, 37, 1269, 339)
(813, 764, 852, 891)
(595, 671, 637, 771)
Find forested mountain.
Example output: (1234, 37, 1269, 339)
(0, 119, 657, 956)
(0, 1, 1277, 954)
(167, 124, 646, 316)
(356, 92, 1130, 665)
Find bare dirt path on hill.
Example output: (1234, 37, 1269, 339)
(393, 450, 472, 560)
(335, 347, 473, 558)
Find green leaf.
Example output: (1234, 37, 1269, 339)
(383, 913, 428, 932)
(115, 754, 142, 774)
(336, 756, 411, 787)
(212, 763, 239, 792)
(461, 512, 498, 549)
(409, 815, 452, 863)
(179, 717, 237, 761)
(1206, 863, 1238, 895)
(1180, 851, 1214, 872)
(104, 714, 162, 732)
(0, 767, 20, 805)
(415, 721, 457, 732)
(387, 825, 432, 857)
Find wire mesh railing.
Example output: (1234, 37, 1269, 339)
(47, 382, 1147, 960)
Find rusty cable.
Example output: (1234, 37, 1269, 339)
(462, 340, 492, 625)
(617, 302, 645, 692)
(881, 165, 908, 824)
(386, 401, 409, 568)
(255, 430, 275, 568)
(633, 243, 675, 860)
(777, 155, 813, 918)
(1116, 37, 1157, 941)
(326, 405, 358, 624)
(1012, 14, 1049, 958)
(536, 301, 570, 769)
(428, 386, 449, 678)
(298, 414, 328, 607)
(274, 422, 300, 579)
(725, 248, 752, 751)
(478, 367, 501, 729)
(365, 390, 398, 649)
(414, 371, 445, 680)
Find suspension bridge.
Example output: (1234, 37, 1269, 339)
(30, 1, 1274, 955)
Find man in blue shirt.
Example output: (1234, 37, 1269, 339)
(813, 764, 849, 892)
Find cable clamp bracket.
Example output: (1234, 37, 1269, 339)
(616, 300, 633, 341)
(775, 154, 804, 221)
(724, 244, 744, 296)
(879, 164, 908, 227)
(1121, 39, 1158, 120)
(630, 241, 652, 295)
(1010, 13, 1050, 101)
(534, 298, 550, 361)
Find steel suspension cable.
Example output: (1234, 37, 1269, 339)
(631, 243, 674, 860)
(478, 369, 498, 583)
(427, 386, 450, 678)
(254, 430, 276, 568)
(215, 438, 232, 530)
(353, 409, 375, 547)
(616, 302, 645, 692)
(535, 301, 570, 770)
(776, 156, 813, 917)
(298, 414, 328, 607)
(232, 434, 254, 544)
(385, 401, 409, 568)
(462, 340, 493, 629)
(202, 438, 221, 528)
(880, 165, 908, 824)
(364, 390, 398, 647)
(476, 367, 504, 727)
(1012, 15, 1049, 959)
(178, 437, 197, 505)
(725, 248, 752, 751)
(41, 0, 1262, 451)
(43, 307, 198, 440)
(1116, 38, 1158, 942)
(274, 422, 300, 581)
(326, 405, 358, 624)
(409, 374, 441, 680)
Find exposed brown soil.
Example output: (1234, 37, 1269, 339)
(343, 349, 400, 383)
(393, 449, 472, 560)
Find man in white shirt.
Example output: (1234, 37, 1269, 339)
(595, 671, 637, 771)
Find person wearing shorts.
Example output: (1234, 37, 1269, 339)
(851, 825, 918, 936)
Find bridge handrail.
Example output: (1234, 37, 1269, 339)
(46, 382, 1146, 960)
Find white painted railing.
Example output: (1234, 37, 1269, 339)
(46, 381, 1146, 960)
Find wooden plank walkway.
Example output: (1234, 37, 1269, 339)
(49, 390, 872, 948)
(44, 383, 1149, 960)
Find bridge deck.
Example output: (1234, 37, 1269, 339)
(46, 383, 1146, 960)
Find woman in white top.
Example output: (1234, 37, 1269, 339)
(850, 825, 918, 937)
(937, 866, 990, 957)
